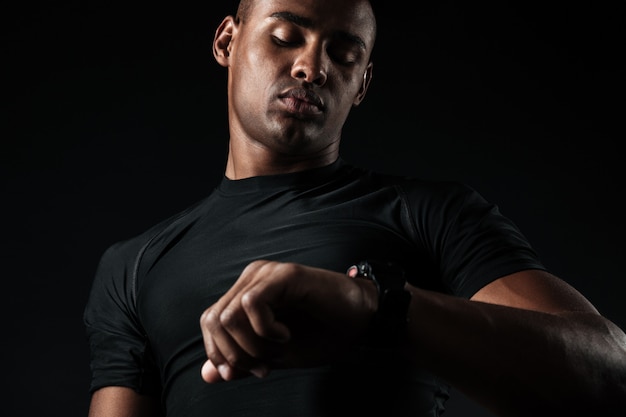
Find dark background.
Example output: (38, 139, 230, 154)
(2, 1, 624, 416)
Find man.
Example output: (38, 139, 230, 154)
(84, 0, 626, 416)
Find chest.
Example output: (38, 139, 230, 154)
(134, 189, 419, 371)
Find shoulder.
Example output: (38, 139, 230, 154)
(98, 195, 212, 270)
(343, 162, 485, 208)
(87, 195, 214, 316)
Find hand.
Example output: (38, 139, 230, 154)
(199, 260, 377, 382)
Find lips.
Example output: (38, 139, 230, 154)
(278, 88, 325, 116)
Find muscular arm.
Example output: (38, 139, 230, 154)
(199, 262, 626, 416)
(88, 387, 163, 417)
(404, 269, 626, 417)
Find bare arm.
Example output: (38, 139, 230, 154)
(404, 269, 626, 417)
(88, 386, 163, 417)
(199, 262, 626, 416)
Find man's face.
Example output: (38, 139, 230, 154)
(223, 0, 376, 156)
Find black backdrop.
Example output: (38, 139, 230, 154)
(2, 1, 624, 416)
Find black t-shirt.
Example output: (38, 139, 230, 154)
(84, 159, 545, 416)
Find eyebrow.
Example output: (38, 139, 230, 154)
(269, 11, 367, 51)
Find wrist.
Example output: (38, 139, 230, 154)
(347, 260, 412, 348)
(353, 274, 379, 319)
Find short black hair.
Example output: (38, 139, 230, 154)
(235, 0, 377, 23)
(235, 0, 254, 22)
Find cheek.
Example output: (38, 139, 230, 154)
(231, 57, 261, 94)
(238, 50, 277, 91)
(333, 79, 362, 113)
(246, 47, 268, 67)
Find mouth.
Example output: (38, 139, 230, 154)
(278, 88, 325, 117)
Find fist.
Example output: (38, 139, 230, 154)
(199, 260, 378, 382)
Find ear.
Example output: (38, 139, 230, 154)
(353, 62, 373, 106)
(213, 16, 237, 67)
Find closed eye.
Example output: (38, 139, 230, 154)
(271, 35, 298, 47)
(329, 52, 358, 66)
(328, 45, 361, 67)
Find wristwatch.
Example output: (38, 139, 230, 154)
(347, 260, 411, 348)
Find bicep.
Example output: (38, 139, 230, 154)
(470, 269, 599, 315)
(88, 386, 163, 417)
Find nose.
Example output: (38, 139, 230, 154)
(291, 44, 328, 86)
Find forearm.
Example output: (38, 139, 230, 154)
(88, 387, 164, 417)
(404, 287, 626, 417)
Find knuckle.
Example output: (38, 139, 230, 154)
(241, 289, 260, 309)
(219, 307, 240, 329)
(244, 259, 269, 274)
(275, 261, 301, 281)
(200, 308, 220, 328)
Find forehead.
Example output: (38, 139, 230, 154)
(246, 0, 376, 46)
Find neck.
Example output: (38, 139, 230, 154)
(224, 140, 340, 180)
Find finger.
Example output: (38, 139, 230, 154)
(219, 299, 281, 362)
(201, 359, 222, 383)
(228, 261, 292, 344)
(200, 302, 272, 378)
(198, 261, 271, 367)
(199, 307, 233, 378)
(204, 260, 272, 316)
(241, 286, 291, 342)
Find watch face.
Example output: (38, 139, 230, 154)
(346, 264, 364, 278)
(347, 260, 374, 276)
(347, 260, 407, 292)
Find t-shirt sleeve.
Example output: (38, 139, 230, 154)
(406, 180, 546, 299)
(83, 241, 161, 396)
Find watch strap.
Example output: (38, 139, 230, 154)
(347, 259, 411, 348)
